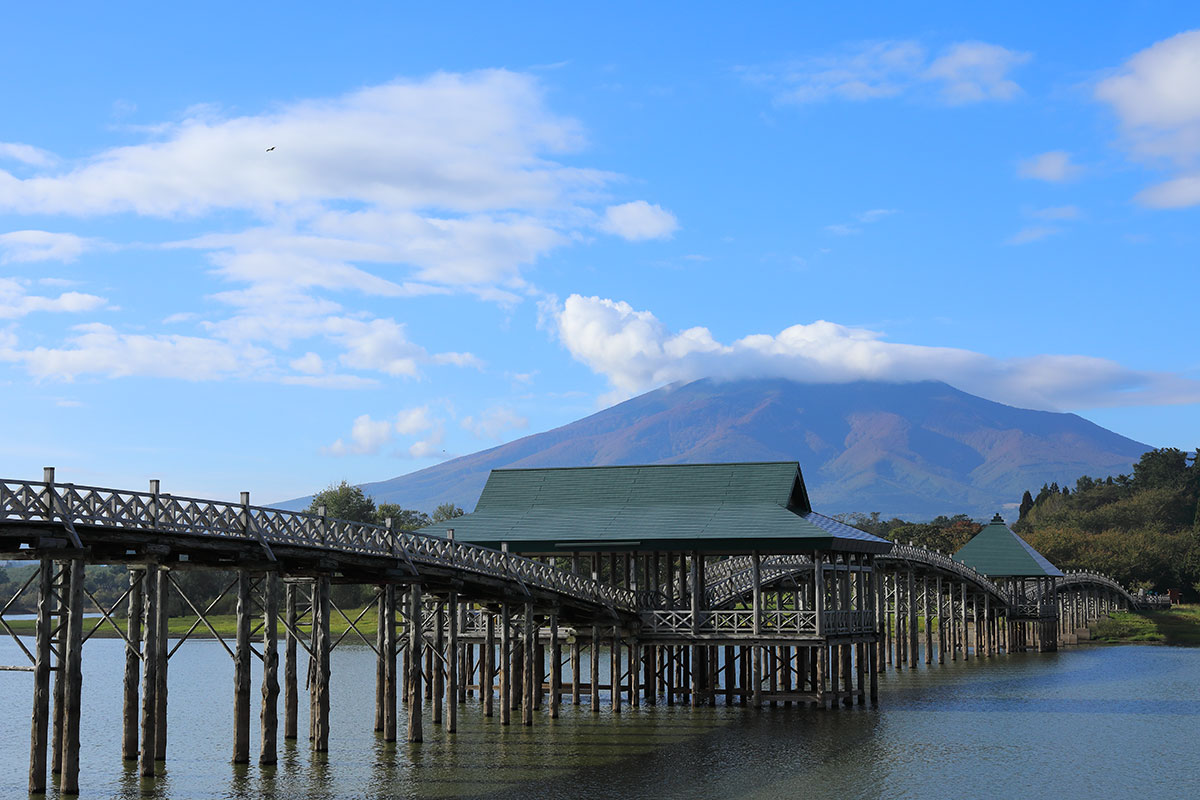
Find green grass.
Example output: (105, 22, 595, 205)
(1091, 604, 1200, 647)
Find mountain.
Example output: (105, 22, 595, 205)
(296, 379, 1152, 520)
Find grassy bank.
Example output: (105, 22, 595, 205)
(1091, 605, 1200, 646)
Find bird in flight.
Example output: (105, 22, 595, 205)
(266, 146, 276, 152)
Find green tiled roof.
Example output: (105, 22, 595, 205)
(418, 462, 892, 554)
(953, 514, 1063, 577)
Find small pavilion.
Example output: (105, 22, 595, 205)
(954, 513, 1063, 651)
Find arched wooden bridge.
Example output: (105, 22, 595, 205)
(0, 469, 1153, 796)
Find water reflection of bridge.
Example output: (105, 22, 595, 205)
(1, 463, 1147, 795)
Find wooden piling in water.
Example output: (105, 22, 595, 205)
(447, 593, 458, 733)
(384, 584, 398, 742)
(234, 570, 252, 764)
(590, 626, 600, 713)
(121, 568, 142, 761)
(500, 604, 511, 725)
(28, 558, 53, 795)
(432, 601, 444, 726)
(523, 605, 535, 726)
(284, 582, 298, 740)
(549, 614, 561, 719)
(139, 563, 159, 778)
(312, 577, 331, 752)
(260, 571, 280, 766)
(60, 558, 84, 795)
(483, 611, 495, 718)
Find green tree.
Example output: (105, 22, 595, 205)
(307, 480, 375, 523)
(433, 502, 465, 523)
(375, 503, 431, 530)
(1018, 490, 1034, 520)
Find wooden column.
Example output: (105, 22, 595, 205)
(154, 568, 168, 762)
(906, 570, 918, 669)
(590, 625, 601, 713)
(612, 626, 623, 713)
(59, 558, 85, 795)
(960, 583, 970, 660)
(283, 582, 298, 740)
(312, 576, 331, 753)
(752, 646, 763, 708)
(375, 588, 386, 732)
(499, 604, 511, 725)
(936, 576, 945, 664)
(51, 562, 65, 776)
(121, 568, 142, 761)
(549, 614, 561, 718)
(139, 563, 159, 778)
(260, 571, 280, 766)
(432, 602, 444, 726)
(407, 586, 424, 742)
(384, 584, 398, 742)
(923, 575, 932, 665)
(483, 611, 495, 718)
(28, 558, 54, 795)
(523, 605, 536, 726)
(234, 570, 252, 764)
(446, 593, 458, 733)
(571, 636, 581, 706)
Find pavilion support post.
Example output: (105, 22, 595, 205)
(446, 593, 458, 733)
(28, 558, 54, 795)
(234, 570, 252, 764)
(260, 571, 280, 766)
(612, 627, 624, 712)
(856, 642, 866, 705)
(384, 585, 397, 742)
(590, 626, 601, 713)
(752, 646, 762, 708)
(139, 563, 159, 778)
(631, 639, 641, 708)
(121, 568, 143, 761)
(283, 583, 298, 740)
(724, 645, 735, 705)
(523, 606, 536, 726)
(499, 604, 511, 725)
(665, 646, 675, 706)
(815, 645, 827, 708)
(59, 558, 85, 795)
(841, 644, 853, 708)
(571, 636, 581, 706)
(511, 634, 523, 713)
(549, 614, 561, 718)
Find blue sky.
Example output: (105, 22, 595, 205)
(2, 3, 1198, 503)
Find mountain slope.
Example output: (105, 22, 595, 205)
(306, 379, 1151, 520)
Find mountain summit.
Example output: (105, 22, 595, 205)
(340, 379, 1150, 520)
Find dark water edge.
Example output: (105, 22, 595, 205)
(2, 639, 1198, 800)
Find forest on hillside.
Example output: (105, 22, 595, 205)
(839, 447, 1200, 598)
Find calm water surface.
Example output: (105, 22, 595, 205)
(1, 638, 1197, 799)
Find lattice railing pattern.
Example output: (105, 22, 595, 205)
(0, 479, 640, 614)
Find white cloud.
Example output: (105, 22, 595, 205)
(395, 406, 434, 435)
(461, 405, 529, 439)
(599, 201, 678, 241)
(325, 405, 446, 457)
(0, 230, 91, 263)
(1005, 226, 1061, 245)
(1095, 30, 1200, 207)
(924, 42, 1030, 104)
(0, 142, 56, 167)
(0, 278, 106, 319)
(760, 40, 1028, 106)
(290, 352, 325, 374)
(1030, 205, 1080, 220)
(324, 414, 396, 456)
(1017, 151, 1081, 182)
(324, 317, 478, 378)
(826, 208, 898, 236)
(551, 293, 1200, 410)
(1, 322, 269, 381)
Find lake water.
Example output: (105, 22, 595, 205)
(1, 637, 1197, 799)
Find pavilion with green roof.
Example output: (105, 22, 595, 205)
(953, 513, 1063, 651)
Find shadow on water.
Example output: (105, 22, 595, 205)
(4, 639, 1199, 800)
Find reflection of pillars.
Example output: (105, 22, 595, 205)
(549, 614, 561, 718)
(234, 570, 252, 764)
(406, 586, 423, 743)
(139, 563, 159, 778)
(121, 568, 142, 761)
(483, 611, 494, 718)
(446, 593, 458, 733)
(283, 583, 298, 740)
(260, 571, 280, 765)
(60, 558, 84, 794)
(28, 558, 53, 795)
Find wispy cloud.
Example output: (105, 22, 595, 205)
(748, 40, 1029, 107)
(1017, 151, 1081, 182)
(825, 208, 898, 236)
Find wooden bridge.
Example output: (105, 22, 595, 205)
(0, 465, 1150, 796)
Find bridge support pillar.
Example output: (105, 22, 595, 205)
(311, 576, 331, 753)
(58, 558, 84, 795)
(284, 582, 298, 740)
(121, 567, 143, 761)
(483, 610, 495, 718)
(590, 626, 600, 713)
(500, 605, 512, 724)
(139, 563, 159, 778)
(383, 584, 397, 742)
(447, 593, 459, 733)
(432, 602, 444, 726)
(406, 586, 424, 742)
(28, 558, 53, 795)
(523, 605, 536, 725)
(549, 614, 561, 718)
(234, 570, 252, 764)
(260, 571, 280, 765)
(922, 576, 932, 665)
